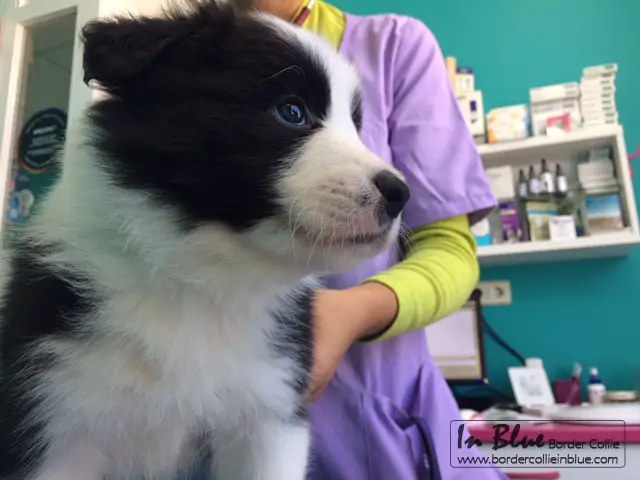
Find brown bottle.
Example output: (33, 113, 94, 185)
(540, 159, 555, 195)
(555, 164, 568, 197)
(528, 165, 540, 196)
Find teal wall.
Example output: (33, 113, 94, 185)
(336, 0, 640, 395)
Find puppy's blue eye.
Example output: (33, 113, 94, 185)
(275, 101, 308, 127)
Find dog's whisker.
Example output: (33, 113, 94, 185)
(283, 190, 308, 257)
(306, 199, 323, 267)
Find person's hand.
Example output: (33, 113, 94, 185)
(308, 283, 398, 402)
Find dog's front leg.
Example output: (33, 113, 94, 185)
(31, 442, 108, 480)
(212, 417, 310, 480)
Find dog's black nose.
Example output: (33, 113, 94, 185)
(373, 171, 410, 220)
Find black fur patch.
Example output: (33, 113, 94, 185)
(351, 90, 363, 131)
(270, 283, 315, 420)
(0, 243, 89, 478)
(82, 2, 333, 230)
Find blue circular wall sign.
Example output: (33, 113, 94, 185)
(18, 107, 67, 173)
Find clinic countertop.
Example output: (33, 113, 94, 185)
(467, 422, 640, 443)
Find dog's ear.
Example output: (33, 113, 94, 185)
(81, 16, 181, 91)
(81, 3, 238, 92)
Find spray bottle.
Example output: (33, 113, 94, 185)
(587, 367, 606, 405)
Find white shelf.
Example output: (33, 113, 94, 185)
(477, 126, 622, 168)
(477, 231, 640, 266)
(475, 124, 640, 265)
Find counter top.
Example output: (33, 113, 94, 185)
(468, 422, 640, 444)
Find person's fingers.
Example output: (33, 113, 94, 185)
(306, 390, 316, 402)
(307, 373, 324, 400)
(309, 386, 324, 403)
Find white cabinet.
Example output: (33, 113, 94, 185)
(475, 126, 640, 266)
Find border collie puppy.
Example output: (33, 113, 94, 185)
(0, 2, 410, 479)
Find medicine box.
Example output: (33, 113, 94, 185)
(578, 159, 615, 180)
(486, 105, 530, 143)
(581, 108, 617, 120)
(485, 166, 515, 201)
(531, 109, 581, 136)
(581, 91, 616, 102)
(583, 113, 619, 124)
(582, 111, 618, 123)
(582, 63, 618, 78)
(580, 83, 616, 96)
(545, 113, 573, 135)
(582, 107, 618, 120)
(530, 97, 581, 136)
(583, 114, 619, 128)
(525, 201, 558, 242)
(446, 57, 457, 92)
(500, 202, 521, 243)
(470, 217, 492, 246)
(531, 98, 580, 115)
(581, 90, 616, 102)
(455, 67, 475, 95)
(488, 122, 529, 143)
(581, 76, 616, 89)
(549, 215, 577, 241)
(530, 83, 580, 103)
(588, 147, 612, 161)
(580, 101, 616, 115)
(584, 194, 624, 234)
(487, 105, 529, 119)
(457, 91, 485, 138)
(583, 118, 618, 128)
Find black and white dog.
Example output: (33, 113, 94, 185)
(0, 2, 409, 479)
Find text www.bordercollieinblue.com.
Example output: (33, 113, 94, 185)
(455, 453, 620, 467)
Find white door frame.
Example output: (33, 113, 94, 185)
(0, 0, 100, 243)
(0, 0, 165, 243)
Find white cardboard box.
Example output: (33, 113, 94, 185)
(531, 98, 580, 115)
(582, 63, 618, 77)
(581, 76, 616, 88)
(455, 67, 475, 95)
(581, 83, 616, 95)
(531, 108, 582, 136)
(580, 96, 616, 110)
(485, 165, 515, 200)
(457, 91, 485, 137)
(530, 82, 580, 103)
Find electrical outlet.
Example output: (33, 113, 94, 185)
(477, 281, 512, 306)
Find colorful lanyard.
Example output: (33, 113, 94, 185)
(292, 0, 316, 26)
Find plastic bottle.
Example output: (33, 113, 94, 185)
(555, 164, 568, 197)
(540, 159, 555, 195)
(588, 367, 606, 405)
(528, 165, 540, 196)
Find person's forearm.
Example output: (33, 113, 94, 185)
(359, 215, 479, 341)
(342, 282, 399, 340)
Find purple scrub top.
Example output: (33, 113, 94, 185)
(306, 13, 504, 480)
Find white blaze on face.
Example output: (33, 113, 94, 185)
(283, 20, 404, 229)
(247, 14, 406, 272)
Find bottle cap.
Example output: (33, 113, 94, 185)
(590, 367, 599, 376)
(525, 358, 544, 369)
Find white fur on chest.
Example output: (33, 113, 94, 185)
(37, 284, 303, 476)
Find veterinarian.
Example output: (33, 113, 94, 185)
(188, 0, 504, 478)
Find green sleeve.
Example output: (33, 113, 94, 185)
(365, 215, 479, 341)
